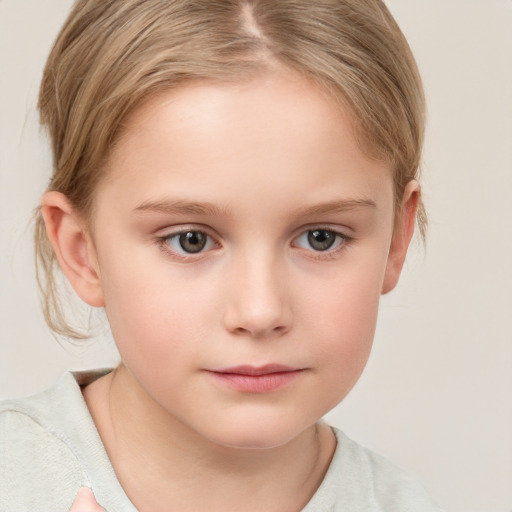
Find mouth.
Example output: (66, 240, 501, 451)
(205, 364, 305, 393)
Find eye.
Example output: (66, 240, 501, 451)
(163, 230, 216, 254)
(294, 229, 347, 252)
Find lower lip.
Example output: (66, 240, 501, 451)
(207, 370, 304, 393)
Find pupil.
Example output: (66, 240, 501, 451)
(308, 230, 335, 251)
(179, 232, 207, 253)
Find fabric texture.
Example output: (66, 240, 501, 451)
(0, 371, 442, 511)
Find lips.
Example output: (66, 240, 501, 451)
(206, 364, 304, 393)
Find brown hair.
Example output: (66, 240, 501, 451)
(35, 0, 426, 339)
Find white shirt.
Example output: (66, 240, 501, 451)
(0, 370, 443, 511)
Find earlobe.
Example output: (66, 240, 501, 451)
(381, 181, 420, 294)
(41, 191, 105, 307)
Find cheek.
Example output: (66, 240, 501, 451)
(297, 256, 385, 393)
(309, 283, 379, 364)
(99, 255, 219, 367)
(299, 250, 384, 336)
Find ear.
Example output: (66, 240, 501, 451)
(41, 191, 105, 307)
(381, 181, 420, 294)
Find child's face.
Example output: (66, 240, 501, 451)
(81, 71, 414, 449)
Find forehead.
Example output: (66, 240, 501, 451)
(97, 71, 393, 218)
(116, 73, 349, 149)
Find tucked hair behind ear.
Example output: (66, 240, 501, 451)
(36, 0, 426, 339)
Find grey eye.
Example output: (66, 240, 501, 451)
(179, 231, 207, 253)
(307, 230, 337, 251)
(165, 231, 213, 254)
(294, 229, 345, 252)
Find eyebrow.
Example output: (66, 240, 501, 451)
(133, 199, 229, 217)
(132, 197, 377, 217)
(295, 198, 377, 216)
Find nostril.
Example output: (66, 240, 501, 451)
(230, 323, 288, 338)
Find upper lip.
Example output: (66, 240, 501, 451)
(208, 364, 301, 376)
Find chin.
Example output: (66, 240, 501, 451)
(202, 418, 313, 451)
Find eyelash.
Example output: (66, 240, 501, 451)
(156, 226, 352, 261)
(291, 228, 352, 259)
(157, 228, 219, 261)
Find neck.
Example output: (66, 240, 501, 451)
(83, 365, 336, 512)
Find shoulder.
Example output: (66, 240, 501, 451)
(0, 371, 110, 511)
(303, 428, 444, 512)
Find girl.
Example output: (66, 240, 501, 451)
(1, 1, 442, 510)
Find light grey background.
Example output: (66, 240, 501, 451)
(1, 1, 511, 511)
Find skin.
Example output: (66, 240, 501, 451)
(70, 488, 104, 512)
(45, 70, 419, 512)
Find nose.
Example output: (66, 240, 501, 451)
(222, 254, 292, 339)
